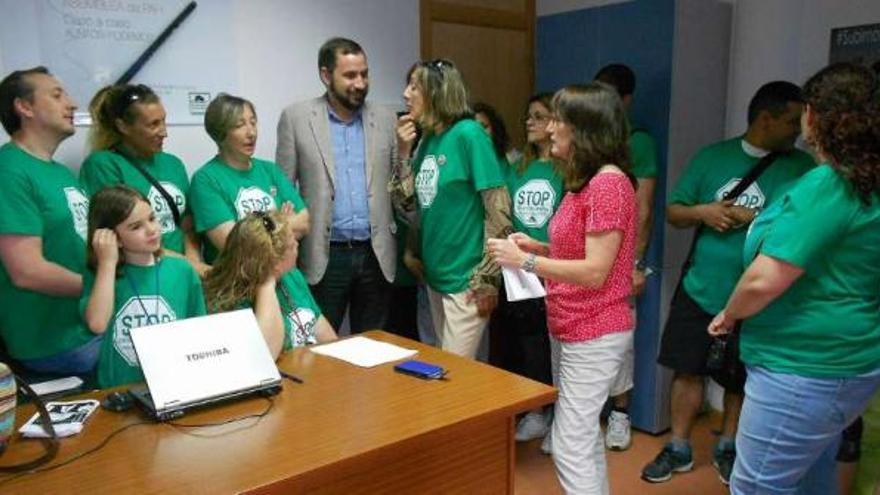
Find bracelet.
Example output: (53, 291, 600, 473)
(521, 253, 537, 273)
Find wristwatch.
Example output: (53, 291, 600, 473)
(521, 253, 537, 273)
(635, 258, 648, 271)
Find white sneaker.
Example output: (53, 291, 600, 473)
(540, 429, 553, 455)
(605, 410, 632, 451)
(515, 411, 549, 442)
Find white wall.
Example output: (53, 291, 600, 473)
(660, 0, 734, 421)
(0, 0, 419, 175)
(725, 0, 880, 136)
(664, 0, 732, 314)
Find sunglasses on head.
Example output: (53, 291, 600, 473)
(114, 84, 153, 117)
(252, 210, 276, 234)
(420, 59, 454, 73)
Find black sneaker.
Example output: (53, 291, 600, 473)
(713, 447, 735, 486)
(641, 444, 694, 483)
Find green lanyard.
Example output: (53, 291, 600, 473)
(277, 282, 306, 336)
(124, 262, 161, 321)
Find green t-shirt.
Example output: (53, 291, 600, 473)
(507, 158, 563, 243)
(629, 129, 658, 179)
(413, 119, 506, 293)
(79, 150, 190, 253)
(0, 143, 93, 360)
(275, 270, 323, 349)
(668, 138, 814, 313)
(741, 165, 880, 377)
(83, 257, 207, 388)
(189, 156, 307, 263)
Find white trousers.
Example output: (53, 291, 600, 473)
(550, 330, 633, 495)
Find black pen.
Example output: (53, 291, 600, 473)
(279, 370, 305, 384)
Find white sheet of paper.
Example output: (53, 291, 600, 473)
(309, 336, 418, 367)
(502, 265, 547, 302)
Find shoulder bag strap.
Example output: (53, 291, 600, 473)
(673, 150, 782, 293)
(113, 148, 182, 227)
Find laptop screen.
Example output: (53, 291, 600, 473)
(130, 309, 281, 411)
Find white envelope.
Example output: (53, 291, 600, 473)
(502, 265, 547, 302)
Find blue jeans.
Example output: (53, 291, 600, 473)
(19, 335, 102, 375)
(732, 365, 880, 494)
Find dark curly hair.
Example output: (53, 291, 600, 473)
(473, 101, 510, 161)
(803, 63, 880, 204)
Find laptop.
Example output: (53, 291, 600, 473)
(128, 309, 282, 421)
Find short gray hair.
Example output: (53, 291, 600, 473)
(204, 93, 256, 144)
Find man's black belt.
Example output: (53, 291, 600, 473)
(329, 239, 371, 248)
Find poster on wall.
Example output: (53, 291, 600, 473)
(0, 0, 235, 125)
(829, 22, 880, 70)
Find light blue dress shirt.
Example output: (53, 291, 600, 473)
(328, 106, 370, 241)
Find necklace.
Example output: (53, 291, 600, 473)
(125, 261, 161, 323)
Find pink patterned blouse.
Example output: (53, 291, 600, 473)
(546, 172, 637, 342)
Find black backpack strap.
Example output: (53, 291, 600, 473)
(113, 148, 182, 227)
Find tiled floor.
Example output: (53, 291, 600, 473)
(515, 413, 730, 495)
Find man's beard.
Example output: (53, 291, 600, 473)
(330, 80, 367, 112)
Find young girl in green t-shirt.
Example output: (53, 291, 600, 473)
(82, 185, 206, 388)
(203, 210, 336, 359)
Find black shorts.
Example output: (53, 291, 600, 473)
(658, 287, 746, 393)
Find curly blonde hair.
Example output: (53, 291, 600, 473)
(202, 211, 292, 313)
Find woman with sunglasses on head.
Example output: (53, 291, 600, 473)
(392, 59, 512, 359)
(203, 211, 336, 359)
(492, 93, 562, 442)
(80, 84, 207, 275)
(189, 93, 308, 264)
(489, 83, 638, 494)
(707, 63, 880, 494)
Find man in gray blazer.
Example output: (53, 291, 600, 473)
(276, 37, 397, 333)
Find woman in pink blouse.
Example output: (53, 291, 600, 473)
(489, 83, 637, 495)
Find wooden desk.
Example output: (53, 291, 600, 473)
(0, 331, 556, 494)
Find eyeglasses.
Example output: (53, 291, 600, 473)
(114, 84, 153, 117)
(524, 112, 551, 123)
(252, 211, 276, 234)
